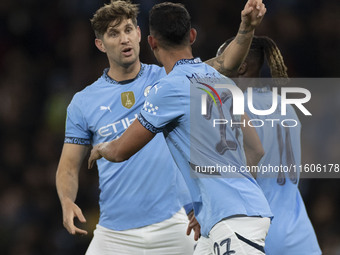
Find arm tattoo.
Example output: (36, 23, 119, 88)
(205, 57, 233, 77)
(238, 29, 252, 34)
(236, 35, 248, 45)
(236, 31, 253, 45)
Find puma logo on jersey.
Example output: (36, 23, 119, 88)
(154, 85, 162, 94)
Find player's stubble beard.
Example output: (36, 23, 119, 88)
(120, 44, 140, 69)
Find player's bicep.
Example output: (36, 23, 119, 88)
(141, 82, 182, 129)
(57, 143, 90, 174)
(66, 100, 92, 140)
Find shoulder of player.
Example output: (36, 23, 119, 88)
(146, 76, 178, 99)
(68, 79, 100, 108)
(143, 63, 163, 71)
(158, 72, 185, 87)
(141, 63, 165, 77)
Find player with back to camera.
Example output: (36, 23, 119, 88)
(89, 2, 273, 255)
(56, 0, 267, 254)
(216, 36, 322, 254)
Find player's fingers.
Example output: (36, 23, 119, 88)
(75, 207, 87, 223)
(186, 225, 192, 236)
(258, 6, 267, 17)
(188, 217, 198, 227)
(63, 217, 76, 235)
(255, 3, 266, 17)
(249, 0, 259, 8)
(88, 155, 94, 169)
(242, 6, 254, 17)
(241, 0, 253, 15)
(74, 226, 88, 235)
(192, 225, 201, 241)
(254, 0, 262, 10)
(189, 221, 198, 228)
(194, 230, 200, 241)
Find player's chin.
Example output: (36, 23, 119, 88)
(121, 56, 138, 66)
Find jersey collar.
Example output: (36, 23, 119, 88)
(253, 85, 271, 93)
(173, 57, 202, 69)
(102, 64, 146, 85)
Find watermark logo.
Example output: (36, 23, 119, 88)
(200, 84, 311, 116)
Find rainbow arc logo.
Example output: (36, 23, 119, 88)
(197, 82, 222, 107)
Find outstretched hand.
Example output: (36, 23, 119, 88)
(241, 0, 267, 30)
(62, 199, 88, 235)
(88, 143, 104, 169)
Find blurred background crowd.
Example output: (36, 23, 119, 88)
(0, 0, 339, 254)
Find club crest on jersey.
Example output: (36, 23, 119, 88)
(144, 86, 152, 97)
(121, 91, 135, 109)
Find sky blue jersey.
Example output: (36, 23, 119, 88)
(139, 58, 272, 237)
(65, 64, 191, 230)
(244, 86, 321, 254)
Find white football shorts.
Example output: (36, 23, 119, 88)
(194, 216, 270, 255)
(86, 208, 196, 255)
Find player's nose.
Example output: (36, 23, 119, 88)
(120, 33, 129, 44)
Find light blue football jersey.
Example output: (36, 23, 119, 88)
(244, 86, 321, 254)
(65, 64, 192, 230)
(139, 58, 272, 237)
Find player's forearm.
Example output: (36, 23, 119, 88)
(56, 167, 79, 206)
(96, 141, 127, 163)
(95, 120, 156, 163)
(244, 146, 264, 167)
(243, 144, 263, 179)
(205, 24, 254, 76)
(241, 114, 264, 178)
(231, 21, 255, 67)
(96, 140, 137, 162)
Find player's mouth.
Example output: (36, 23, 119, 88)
(122, 47, 133, 57)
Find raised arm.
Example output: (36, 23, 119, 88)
(205, 0, 266, 76)
(56, 143, 90, 235)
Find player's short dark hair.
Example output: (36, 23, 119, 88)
(90, 0, 139, 39)
(149, 2, 191, 48)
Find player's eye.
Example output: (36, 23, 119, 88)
(108, 31, 118, 37)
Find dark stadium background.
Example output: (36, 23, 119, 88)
(0, 0, 339, 254)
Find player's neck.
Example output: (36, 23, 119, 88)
(160, 48, 193, 74)
(107, 59, 141, 82)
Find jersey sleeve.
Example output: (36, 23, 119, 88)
(138, 80, 183, 133)
(64, 94, 92, 145)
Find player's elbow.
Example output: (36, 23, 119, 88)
(245, 143, 264, 167)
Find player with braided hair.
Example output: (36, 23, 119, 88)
(217, 36, 321, 254)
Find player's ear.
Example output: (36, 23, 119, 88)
(148, 35, 157, 51)
(238, 62, 248, 76)
(137, 26, 141, 43)
(95, 38, 106, 53)
(189, 28, 197, 45)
